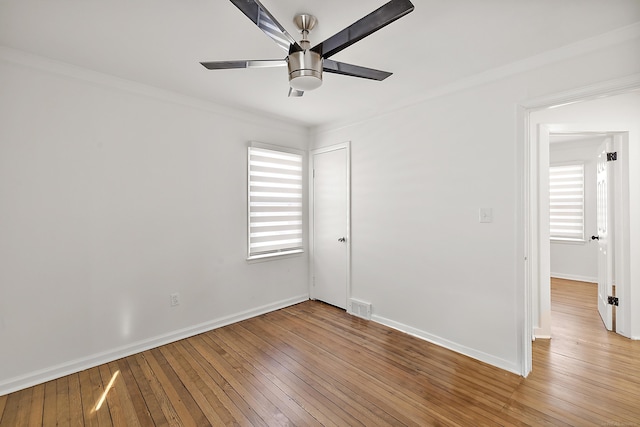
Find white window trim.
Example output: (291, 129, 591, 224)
(247, 141, 305, 261)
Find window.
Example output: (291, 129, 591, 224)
(248, 144, 304, 259)
(549, 163, 585, 241)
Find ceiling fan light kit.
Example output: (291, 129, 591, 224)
(288, 51, 323, 91)
(201, 0, 415, 96)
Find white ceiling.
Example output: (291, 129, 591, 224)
(1, 0, 640, 128)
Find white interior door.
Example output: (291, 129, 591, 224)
(312, 144, 349, 309)
(596, 138, 614, 330)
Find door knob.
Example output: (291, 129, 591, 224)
(591, 235, 599, 240)
(338, 237, 346, 242)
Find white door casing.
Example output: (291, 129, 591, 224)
(596, 138, 614, 330)
(532, 124, 553, 339)
(311, 143, 350, 309)
(610, 133, 631, 338)
(521, 75, 640, 377)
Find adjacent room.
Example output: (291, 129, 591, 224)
(1, 0, 640, 425)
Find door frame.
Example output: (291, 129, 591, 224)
(309, 141, 352, 304)
(518, 73, 640, 376)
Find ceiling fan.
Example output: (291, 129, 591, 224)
(200, 0, 415, 97)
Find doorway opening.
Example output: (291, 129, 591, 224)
(519, 79, 640, 376)
(548, 132, 620, 333)
(531, 120, 631, 341)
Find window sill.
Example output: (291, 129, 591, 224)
(550, 238, 586, 245)
(247, 249, 304, 263)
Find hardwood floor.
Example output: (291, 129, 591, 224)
(1, 278, 639, 426)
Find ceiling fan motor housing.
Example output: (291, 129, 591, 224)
(288, 49, 323, 91)
(288, 14, 322, 91)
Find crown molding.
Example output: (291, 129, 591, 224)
(314, 22, 640, 135)
(0, 46, 308, 135)
(522, 73, 640, 110)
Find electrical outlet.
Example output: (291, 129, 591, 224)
(170, 293, 180, 307)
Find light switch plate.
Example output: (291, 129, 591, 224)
(479, 208, 493, 223)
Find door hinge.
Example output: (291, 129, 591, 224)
(608, 296, 619, 306)
(607, 152, 617, 162)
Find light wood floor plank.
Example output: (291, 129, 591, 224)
(118, 357, 165, 427)
(77, 370, 98, 427)
(1, 389, 26, 427)
(27, 383, 45, 427)
(67, 374, 84, 427)
(133, 352, 181, 426)
(15, 387, 34, 427)
(97, 364, 125, 427)
(2, 278, 640, 426)
(88, 366, 112, 427)
(228, 322, 390, 426)
(0, 395, 6, 423)
(214, 325, 339, 427)
(252, 312, 451, 426)
(173, 340, 257, 426)
(157, 344, 226, 426)
(55, 376, 70, 427)
(104, 362, 141, 427)
(196, 332, 295, 426)
(177, 339, 265, 426)
(146, 347, 208, 427)
(267, 309, 470, 423)
(241, 314, 415, 426)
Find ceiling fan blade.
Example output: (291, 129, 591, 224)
(200, 59, 287, 70)
(323, 59, 392, 81)
(246, 59, 288, 68)
(311, 0, 414, 59)
(229, 0, 302, 53)
(288, 88, 304, 97)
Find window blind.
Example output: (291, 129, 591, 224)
(248, 146, 303, 258)
(549, 164, 585, 241)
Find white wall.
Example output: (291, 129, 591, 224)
(549, 137, 602, 283)
(0, 53, 310, 394)
(312, 36, 640, 373)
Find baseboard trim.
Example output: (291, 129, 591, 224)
(551, 273, 597, 283)
(0, 295, 309, 396)
(533, 329, 552, 340)
(371, 315, 521, 376)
